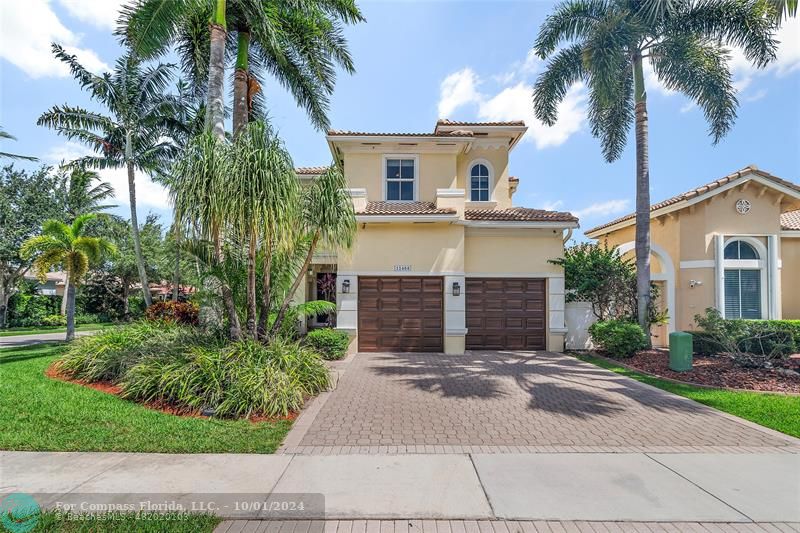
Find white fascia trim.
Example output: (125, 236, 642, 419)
(326, 135, 474, 143)
(680, 260, 716, 269)
(345, 188, 367, 198)
(338, 270, 465, 277)
(436, 188, 466, 198)
(586, 173, 800, 238)
(356, 215, 459, 223)
(465, 272, 564, 278)
(459, 220, 579, 229)
(781, 230, 800, 237)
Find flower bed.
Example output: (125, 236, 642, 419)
(620, 349, 800, 394)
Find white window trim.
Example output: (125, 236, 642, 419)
(722, 236, 769, 319)
(382, 154, 419, 202)
(467, 158, 494, 203)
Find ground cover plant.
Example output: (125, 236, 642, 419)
(304, 328, 350, 360)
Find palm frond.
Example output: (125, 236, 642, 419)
(534, 0, 610, 58)
(118, 0, 189, 59)
(533, 44, 586, 126)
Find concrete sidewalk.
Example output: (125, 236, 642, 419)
(0, 330, 95, 348)
(2, 451, 798, 522)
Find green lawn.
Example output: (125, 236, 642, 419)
(577, 353, 800, 438)
(0, 343, 291, 453)
(28, 511, 220, 532)
(0, 323, 114, 337)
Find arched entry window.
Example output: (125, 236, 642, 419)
(723, 239, 764, 319)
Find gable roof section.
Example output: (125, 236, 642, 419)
(585, 166, 800, 237)
(296, 166, 328, 175)
(465, 207, 578, 223)
(782, 210, 800, 231)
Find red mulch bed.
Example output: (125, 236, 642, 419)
(45, 364, 298, 423)
(620, 349, 800, 394)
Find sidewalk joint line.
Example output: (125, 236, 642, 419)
(643, 453, 756, 523)
(467, 453, 496, 520)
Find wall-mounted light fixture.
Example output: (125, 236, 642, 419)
(452, 281, 460, 296)
(342, 279, 351, 293)
(689, 280, 703, 288)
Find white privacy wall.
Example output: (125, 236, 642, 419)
(565, 301, 597, 350)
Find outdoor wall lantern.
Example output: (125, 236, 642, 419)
(342, 279, 351, 293)
(452, 282, 461, 296)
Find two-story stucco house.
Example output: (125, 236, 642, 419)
(585, 166, 800, 346)
(297, 120, 578, 354)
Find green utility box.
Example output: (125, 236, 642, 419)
(669, 332, 693, 372)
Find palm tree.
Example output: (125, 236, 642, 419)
(171, 133, 243, 339)
(532, 0, 781, 334)
(270, 164, 355, 336)
(118, 0, 365, 135)
(0, 127, 38, 161)
(38, 45, 178, 308)
(56, 165, 117, 315)
(21, 214, 115, 341)
(228, 120, 300, 337)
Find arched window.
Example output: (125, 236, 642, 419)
(469, 163, 490, 202)
(723, 239, 764, 319)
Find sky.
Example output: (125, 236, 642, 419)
(1, 0, 799, 239)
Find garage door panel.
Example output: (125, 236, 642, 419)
(358, 276, 443, 352)
(466, 278, 546, 351)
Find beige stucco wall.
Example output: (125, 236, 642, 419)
(464, 228, 564, 275)
(339, 222, 464, 273)
(782, 237, 800, 319)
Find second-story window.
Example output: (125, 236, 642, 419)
(386, 158, 415, 201)
(470, 163, 490, 201)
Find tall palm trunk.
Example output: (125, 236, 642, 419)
(65, 278, 76, 342)
(206, 0, 227, 138)
(212, 224, 241, 340)
(257, 234, 272, 336)
(246, 231, 257, 338)
(633, 54, 651, 340)
(172, 225, 180, 302)
(233, 30, 250, 135)
(126, 132, 152, 307)
(270, 233, 319, 337)
(60, 277, 69, 315)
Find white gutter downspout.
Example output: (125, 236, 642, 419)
(715, 234, 725, 316)
(768, 234, 780, 319)
(563, 228, 573, 244)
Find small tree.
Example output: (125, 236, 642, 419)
(21, 214, 115, 341)
(550, 243, 664, 324)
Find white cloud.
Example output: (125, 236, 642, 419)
(45, 141, 171, 211)
(540, 200, 564, 211)
(744, 89, 768, 102)
(57, 0, 126, 30)
(0, 0, 109, 78)
(437, 68, 483, 118)
(479, 82, 588, 149)
(572, 199, 630, 220)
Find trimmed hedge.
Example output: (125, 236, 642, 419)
(304, 328, 350, 360)
(693, 309, 800, 359)
(589, 319, 648, 358)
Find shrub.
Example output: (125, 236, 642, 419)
(589, 319, 648, 358)
(56, 322, 218, 382)
(145, 301, 199, 326)
(693, 308, 800, 367)
(121, 338, 329, 418)
(75, 312, 102, 325)
(304, 328, 350, 360)
(41, 314, 67, 327)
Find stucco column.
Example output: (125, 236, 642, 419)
(768, 234, 780, 319)
(548, 276, 567, 351)
(444, 275, 466, 354)
(715, 234, 725, 315)
(336, 274, 358, 353)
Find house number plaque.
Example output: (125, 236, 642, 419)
(393, 264, 412, 272)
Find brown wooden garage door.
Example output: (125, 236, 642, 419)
(466, 278, 546, 350)
(358, 277, 443, 352)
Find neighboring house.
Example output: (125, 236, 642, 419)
(23, 270, 67, 297)
(585, 166, 800, 346)
(296, 119, 578, 354)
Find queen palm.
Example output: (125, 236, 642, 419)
(21, 214, 115, 341)
(38, 45, 178, 308)
(118, 0, 364, 135)
(0, 127, 37, 161)
(532, 0, 782, 334)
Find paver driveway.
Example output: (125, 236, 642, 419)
(287, 351, 797, 454)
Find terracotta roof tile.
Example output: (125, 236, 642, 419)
(357, 201, 456, 216)
(508, 176, 519, 182)
(586, 165, 800, 235)
(436, 119, 526, 127)
(327, 129, 473, 138)
(465, 207, 578, 223)
(295, 166, 328, 175)
(782, 210, 800, 230)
